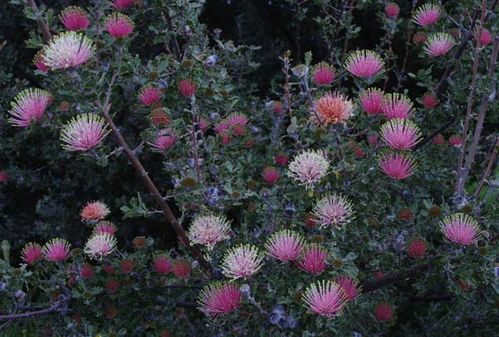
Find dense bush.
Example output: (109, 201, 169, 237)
(0, 0, 497, 336)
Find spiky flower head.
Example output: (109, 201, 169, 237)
(84, 233, 117, 260)
(221, 244, 264, 280)
(42, 238, 71, 262)
(21, 242, 43, 265)
(33, 50, 49, 72)
(178, 79, 197, 98)
(312, 193, 354, 229)
(440, 213, 480, 246)
(105, 13, 134, 38)
(93, 221, 117, 236)
(149, 128, 178, 152)
(188, 214, 231, 249)
(335, 276, 361, 301)
(8, 88, 52, 127)
(375, 302, 394, 321)
(413, 3, 441, 27)
(43, 32, 95, 70)
(312, 92, 353, 126)
(262, 166, 281, 185)
(448, 134, 462, 147)
(474, 27, 493, 46)
(302, 280, 347, 317)
(407, 238, 427, 259)
(422, 92, 438, 109)
(345, 50, 384, 79)
(385, 3, 400, 18)
(359, 88, 384, 115)
(173, 259, 192, 279)
(153, 255, 172, 274)
(312, 62, 335, 86)
(380, 119, 421, 150)
(297, 244, 328, 275)
(381, 93, 413, 119)
(424, 33, 455, 57)
(60, 114, 108, 152)
(378, 152, 417, 180)
(81, 201, 110, 222)
(265, 229, 303, 262)
(288, 150, 329, 189)
(60, 6, 90, 31)
(112, 0, 134, 10)
(139, 86, 161, 106)
(198, 282, 241, 318)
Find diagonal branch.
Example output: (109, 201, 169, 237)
(26, 0, 52, 42)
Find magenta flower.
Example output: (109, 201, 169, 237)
(379, 152, 417, 180)
(60, 114, 108, 152)
(198, 282, 241, 318)
(112, 0, 134, 10)
(381, 93, 413, 119)
(385, 3, 400, 18)
(375, 302, 394, 322)
(8, 88, 52, 127)
(380, 119, 421, 150)
(424, 33, 455, 57)
(413, 3, 441, 27)
(42, 238, 71, 262)
(153, 255, 172, 274)
(288, 150, 330, 189)
(335, 276, 361, 301)
(265, 229, 303, 262)
(407, 239, 427, 259)
(84, 233, 117, 260)
(422, 92, 438, 109)
(221, 245, 264, 280)
(21, 242, 43, 265)
(474, 28, 493, 46)
(262, 166, 281, 185)
(139, 86, 161, 106)
(345, 50, 384, 79)
(178, 79, 197, 98)
(312, 62, 335, 86)
(312, 193, 354, 229)
(302, 280, 347, 317)
(188, 214, 231, 249)
(105, 13, 134, 38)
(43, 32, 95, 70)
(440, 213, 480, 246)
(448, 134, 462, 147)
(149, 129, 178, 152)
(367, 134, 379, 146)
(298, 244, 328, 275)
(0, 171, 7, 183)
(33, 50, 49, 73)
(60, 6, 89, 31)
(360, 88, 384, 115)
(93, 221, 117, 236)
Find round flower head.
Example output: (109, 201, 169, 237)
(262, 166, 280, 185)
(153, 255, 172, 274)
(359, 88, 384, 115)
(42, 238, 71, 262)
(335, 276, 360, 301)
(474, 28, 493, 46)
(8, 88, 52, 127)
(378, 152, 417, 180)
(21, 242, 43, 265)
(312, 62, 335, 86)
(173, 259, 192, 279)
(43, 32, 95, 70)
(112, 0, 134, 10)
(302, 280, 347, 317)
(221, 244, 264, 280)
(407, 238, 427, 259)
(413, 3, 441, 27)
(151, 108, 170, 126)
(265, 229, 303, 262)
(0, 171, 8, 183)
(385, 3, 400, 18)
(412, 31, 427, 44)
(288, 150, 330, 189)
(149, 128, 178, 152)
(81, 201, 110, 222)
(440, 213, 480, 246)
(345, 50, 384, 79)
(448, 134, 462, 147)
(297, 244, 328, 275)
(367, 134, 379, 146)
(312, 193, 354, 229)
(424, 33, 455, 57)
(60, 6, 89, 31)
(380, 119, 421, 150)
(93, 221, 117, 236)
(84, 233, 117, 260)
(422, 92, 438, 109)
(33, 50, 49, 73)
(105, 13, 134, 38)
(188, 214, 231, 249)
(381, 93, 413, 119)
(178, 79, 196, 98)
(139, 86, 161, 106)
(375, 303, 394, 321)
(312, 92, 353, 126)
(433, 133, 445, 145)
(60, 114, 108, 152)
(198, 282, 241, 318)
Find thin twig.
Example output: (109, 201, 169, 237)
(474, 137, 499, 199)
(26, 0, 52, 41)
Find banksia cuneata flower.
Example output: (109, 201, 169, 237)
(42, 238, 71, 262)
(298, 244, 328, 275)
(60, 6, 89, 31)
(112, 0, 134, 10)
(335, 276, 360, 301)
(105, 13, 134, 38)
(360, 88, 384, 115)
(407, 238, 427, 259)
(265, 229, 303, 262)
(262, 167, 280, 185)
(120, 259, 135, 273)
(84, 233, 117, 260)
(33, 50, 49, 73)
(178, 79, 196, 98)
(474, 28, 493, 46)
(385, 3, 400, 18)
(312, 92, 353, 126)
(42, 32, 95, 70)
(381, 93, 413, 119)
(379, 152, 417, 180)
(413, 3, 441, 27)
(380, 119, 421, 150)
(448, 134, 462, 147)
(221, 244, 264, 280)
(198, 282, 241, 318)
(432, 133, 445, 145)
(302, 280, 347, 317)
(173, 259, 192, 279)
(412, 32, 427, 44)
(424, 33, 455, 57)
(139, 86, 161, 106)
(345, 50, 384, 79)
(8, 88, 52, 127)
(312, 193, 354, 229)
(367, 134, 379, 146)
(375, 303, 394, 321)
(153, 255, 172, 274)
(81, 201, 110, 222)
(93, 221, 117, 236)
(21, 243, 42, 265)
(288, 150, 329, 189)
(60, 114, 108, 152)
(149, 129, 178, 152)
(80, 263, 94, 279)
(312, 62, 335, 86)
(188, 214, 231, 249)
(422, 92, 438, 109)
(440, 214, 480, 246)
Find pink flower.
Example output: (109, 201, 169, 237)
(432, 133, 445, 145)
(112, 0, 134, 10)
(120, 259, 135, 273)
(288, 150, 330, 188)
(313, 92, 353, 126)
(474, 28, 493, 46)
(298, 244, 328, 275)
(312, 193, 354, 229)
(381, 93, 413, 119)
(335, 276, 360, 301)
(221, 245, 264, 280)
(225, 113, 248, 137)
(173, 260, 192, 279)
(42, 238, 71, 262)
(60, 6, 89, 31)
(178, 79, 196, 98)
(375, 303, 394, 322)
(21, 243, 42, 265)
(440, 213, 480, 246)
(345, 50, 384, 79)
(367, 134, 379, 146)
(60, 114, 108, 152)
(265, 229, 303, 262)
(448, 134, 462, 147)
(43, 32, 95, 70)
(80, 263, 94, 279)
(33, 50, 49, 73)
(379, 152, 417, 180)
(198, 282, 241, 318)
(274, 153, 288, 166)
(312, 62, 335, 86)
(81, 201, 110, 222)
(262, 167, 280, 185)
(302, 280, 347, 317)
(422, 92, 438, 109)
(424, 33, 455, 57)
(413, 3, 441, 27)
(273, 100, 283, 114)
(407, 239, 427, 259)
(380, 119, 421, 150)
(412, 32, 427, 44)
(105, 13, 134, 38)
(93, 221, 117, 235)
(188, 214, 231, 249)
(385, 3, 400, 18)
(8, 88, 52, 127)
(360, 88, 384, 115)
(139, 86, 161, 106)
(149, 129, 178, 152)
(84, 233, 117, 260)
(153, 255, 172, 274)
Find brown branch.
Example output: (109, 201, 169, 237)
(0, 299, 64, 321)
(474, 137, 499, 199)
(26, 0, 52, 42)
